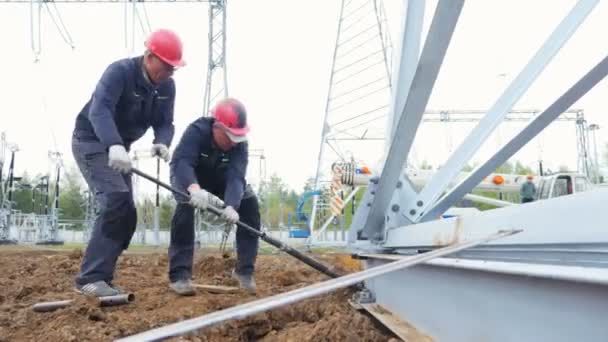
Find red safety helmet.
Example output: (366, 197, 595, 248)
(144, 29, 186, 67)
(212, 98, 250, 142)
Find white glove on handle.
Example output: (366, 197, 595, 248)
(151, 144, 170, 162)
(189, 188, 225, 211)
(108, 145, 132, 173)
(221, 206, 239, 224)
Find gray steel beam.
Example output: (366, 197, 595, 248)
(362, 0, 464, 241)
(385, 0, 424, 144)
(422, 54, 608, 221)
(366, 258, 608, 342)
(405, 0, 599, 223)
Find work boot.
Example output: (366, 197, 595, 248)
(75, 280, 120, 297)
(169, 279, 196, 296)
(232, 270, 256, 294)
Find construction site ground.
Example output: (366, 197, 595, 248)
(0, 245, 410, 341)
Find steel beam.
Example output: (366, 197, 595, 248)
(384, 187, 608, 252)
(365, 257, 608, 342)
(362, 0, 464, 241)
(385, 0, 424, 145)
(405, 0, 600, 223)
(422, 54, 608, 221)
(380, 0, 425, 231)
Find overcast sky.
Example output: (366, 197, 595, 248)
(1, 0, 607, 197)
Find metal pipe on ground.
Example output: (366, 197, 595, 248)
(32, 294, 135, 312)
(130, 168, 342, 279)
(116, 229, 521, 342)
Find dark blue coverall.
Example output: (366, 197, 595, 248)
(72, 56, 176, 286)
(168, 117, 260, 282)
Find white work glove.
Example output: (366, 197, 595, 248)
(151, 144, 170, 162)
(189, 188, 224, 211)
(108, 145, 132, 173)
(221, 206, 239, 224)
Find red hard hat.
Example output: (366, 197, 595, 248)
(212, 98, 250, 137)
(144, 29, 186, 67)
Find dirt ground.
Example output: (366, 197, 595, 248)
(0, 246, 400, 342)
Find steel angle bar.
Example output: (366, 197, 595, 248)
(407, 0, 600, 223)
(362, 0, 464, 241)
(422, 54, 608, 221)
(116, 229, 520, 342)
(386, 0, 424, 142)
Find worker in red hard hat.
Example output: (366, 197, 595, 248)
(167, 98, 260, 295)
(71, 29, 185, 297)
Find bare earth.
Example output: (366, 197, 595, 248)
(0, 247, 397, 341)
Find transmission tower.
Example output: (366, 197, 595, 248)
(311, 0, 393, 231)
(202, 0, 228, 116)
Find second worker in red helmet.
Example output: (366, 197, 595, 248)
(167, 98, 261, 295)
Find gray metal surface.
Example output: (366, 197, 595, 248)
(362, 0, 464, 241)
(116, 230, 518, 342)
(365, 257, 608, 342)
(383, 187, 608, 252)
(385, 0, 425, 231)
(385, 0, 424, 143)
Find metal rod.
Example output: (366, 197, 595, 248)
(32, 299, 73, 312)
(116, 229, 521, 342)
(130, 168, 342, 279)
(32, 293, 134, 312)
(99, 293, 135, 307)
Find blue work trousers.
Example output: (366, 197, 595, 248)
(72, 135, 137, 285)
(169, 189, 261, 282)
